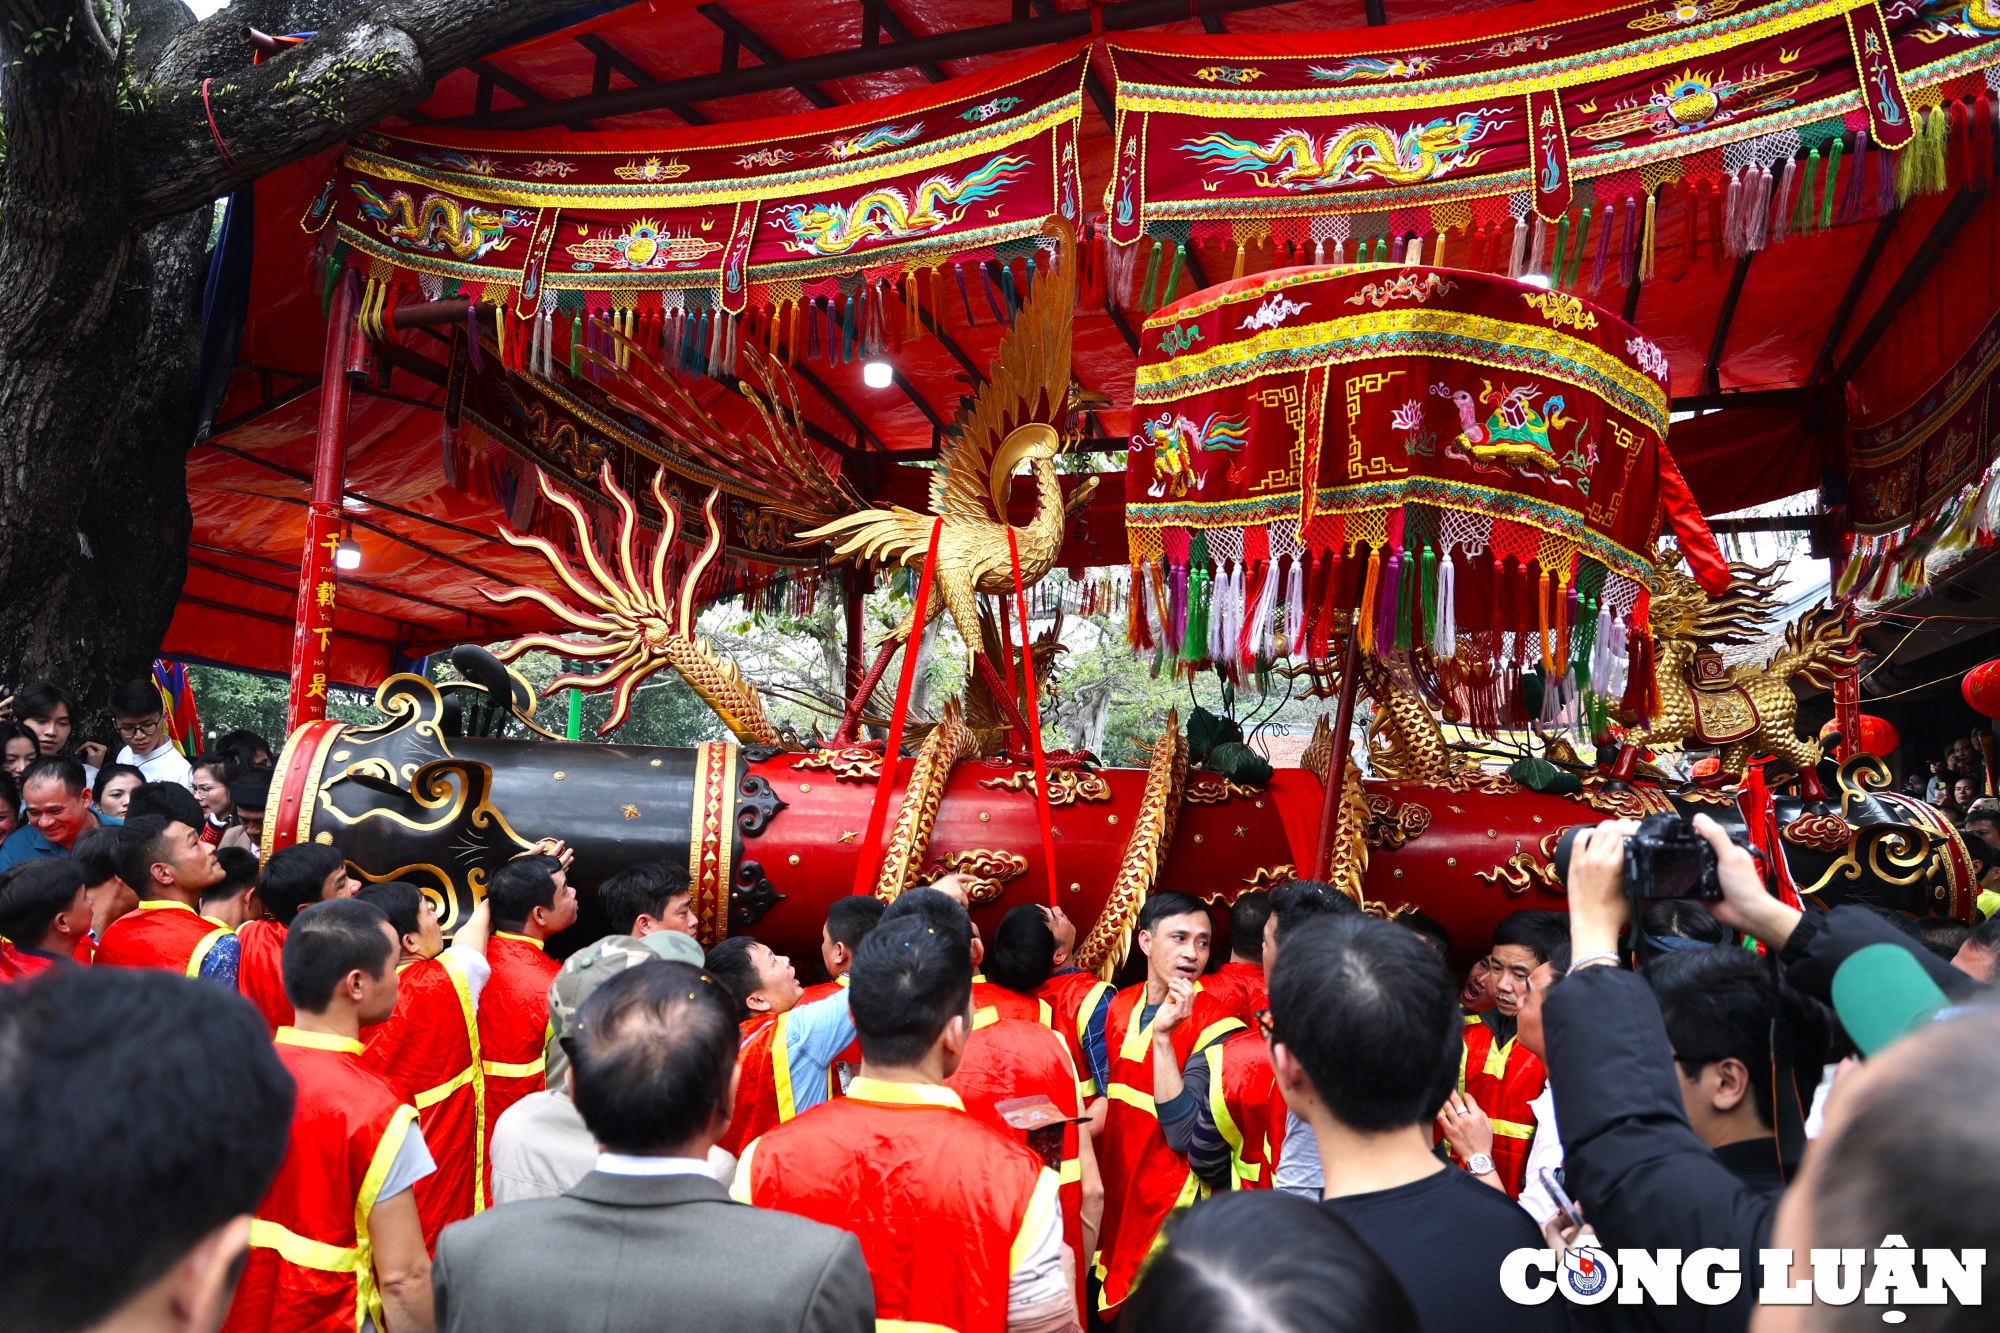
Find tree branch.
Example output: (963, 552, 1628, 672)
(120, 0, 591, 225)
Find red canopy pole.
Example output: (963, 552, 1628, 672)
(843, 567, 866, 708)
(1312, 626, 1363, 882)
(287, 280, 359, 732)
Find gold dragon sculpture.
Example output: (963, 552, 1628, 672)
(796, 216, 1100, 744)
(1609, 561, 1875, 799)
(480, 466, 784, 744)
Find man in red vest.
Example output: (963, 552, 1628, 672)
(224, 897, 436, 1333)
(1095, 891, 1245, 1318)
(1199, 891, 1271, 1025)
(238, 841, 361, 1035)
(358, 883, 493, 1251)
(735, 914, 1078, 1333)
(478, 850, 576, 1182)
(1440, 910, 1566, 1197)
(706, 932, 857, 1154)
(596, 859, 702, 943)
(95, 813, 235, 984)
(0, 859, 94, 978)
(797, 893, 885, 1007)
(1158, 1022, 1283, 1193)
(4, 968, 293, 1333)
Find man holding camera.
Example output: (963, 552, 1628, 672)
(1546, 813, 1986, 1332)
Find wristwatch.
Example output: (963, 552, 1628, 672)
(1465, 1153, 1496, 1177)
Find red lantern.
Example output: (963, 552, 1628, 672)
(1965, 659, 2000, 718)
(1820, 714, 1897, 756)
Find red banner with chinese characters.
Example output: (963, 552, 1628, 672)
(1105, 0, 1993, 246)
(323, 40, 1088, 315)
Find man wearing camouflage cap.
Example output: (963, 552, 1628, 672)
(488, 929, 736, 1203)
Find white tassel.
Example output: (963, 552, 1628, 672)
(1313, 238, 1325, 265)
(727, 312, 741, 376)
(1507, 216, 1530, 277)
(1607, 614, 1630, 701)
(1287, 556, 1308, 656)
(1746, 166, 1774, 251)
(1435, 552, 1457, 657)
(1407, 234, 1425, 266)
(1721, 168, 1743, 257)
(1208, 562, 1229, 664)
(1769, 158, 1798, 245)
(1590, 604, 1614, 696)
(1251, 560, 1282, 664)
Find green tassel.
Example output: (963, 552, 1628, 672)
(1161, 242, 1187, 310)
(1566, 206, 1592, 288)
(1372, 235, 1388, 263)
(569, 313, 583, 376)
(1820, 137, 1842, 230)
(1796, 149, 1821, 233)
(1139, 239, 1163, 314)
(1553, 213, 1569, 288)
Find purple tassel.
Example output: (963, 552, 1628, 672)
(978, 262, 1008, 325)
(1589, 197, 1614, 291)
(1618, 196, 1640, 286)
(1877, 134, 1898, 213)
(1838, 131, 1869, 224)
(953, 262, 978, 327)
(1376, 550, 1402, 654)
(466, 303, 483, 373)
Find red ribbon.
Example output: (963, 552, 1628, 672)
(851, 519, 944, 897)
(1009, 529, 1061, 905)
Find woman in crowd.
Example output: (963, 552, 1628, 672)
(0, 725, 37, 784)
(92, 764, 145, 821)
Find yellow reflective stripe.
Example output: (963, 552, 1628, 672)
(247, 1219, 361, 1272)
(874, 1323, 961, 1332)
(1204, 1045, 1245, 1189)
(974, 1006, 999, 1030)
(729, 1139, 759, 1204)
(1076, 981, 1112, 1049)
(1484, 1036, 1511, 1079)
(1492, 1117, 1536, 1140)
(436, 950, 487, 1213)
(413, 1064, 477, 1109)
(846, 1077, 965, 1110)
(1059, 1157, 1081, 1185)
(493, 931, 545, 950)
(276, 1028, 366, 1056)
(1010, 1169, 1061, 1272)
(773, 1010, 796, 1121)
(480, 1057, 545, 1079)
(1195, 1018, 1245, 1051)
(1107, 1083, 1155, 1115)
(353, 1103, 416, 1333)
(1037, 998, 1053, 1027)
(1116, 1005, 1155, 1063)
(185, 927, 232, 978)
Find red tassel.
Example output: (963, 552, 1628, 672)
(1973, 94, 1994, 191)
(1954, 99, 1971, 190)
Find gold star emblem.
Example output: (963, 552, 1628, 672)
(838, 830, 858, 844)
(621, 804, 641, 820)
(1233, 825, 1248, 837)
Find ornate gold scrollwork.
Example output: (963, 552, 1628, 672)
(1473, 828, 1582, 895)
(875, 706, 978, 903)
(978, 767, 1113, 807)
(1242, 864, 1297, 888)
(1363, 795, 1432, 850)
(792, 747, 885, 782)
(1184, 775, 1267, 806)
(927, 848, 1029, 906)
(1077, 712, 1186, 977)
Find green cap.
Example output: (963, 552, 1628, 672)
(543, 930, 705, 1092)
(1831, 942, 1950, 1058)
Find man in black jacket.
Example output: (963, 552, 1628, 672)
(1545, 814, 1987, 1332)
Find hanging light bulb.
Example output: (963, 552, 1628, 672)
(335, 538, 362, 570)
(862, 358, 894, 389)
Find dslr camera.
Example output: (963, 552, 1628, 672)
(1552, 813, 1747, 901)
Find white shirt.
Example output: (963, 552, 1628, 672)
(117, 742, 192, 789)
(1516, 1087, 1566, 1224)
(595, 1152, 718, 1177)
(489, 1091, 734, 1204)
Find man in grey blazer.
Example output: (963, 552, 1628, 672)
(433, 959, 873, 1332)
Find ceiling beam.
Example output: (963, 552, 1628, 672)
(178, 593, 402, 647)
(1837, 185, 1989, 381)
(1669, 387, 1805, 413)
(1200, 12, 1228, 32)
(913, 298, 985, 386)
(446, 0, 1309, 131)
(188, 552, 503, 624)
(209, 371, 320, 437)
(224, 487, 506, 585)
(468, 60, 594, 132)
(1813, 207, 1901, 378)
(889, 368, 948, 432)
(1701, 252, 1755, 396)
(873, 1, 949, 83)
(573, 33, 710, 125)
(1621, 273, 1643, 324)
(1104, 300, 1141, 355)
(1362, 0, 1387, 24)
(789, 360, 889, 451)
(696, 4, 840, 109)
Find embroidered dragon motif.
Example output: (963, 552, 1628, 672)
(1138, 410, 1249, 499)
(820, 123, 925, 160)
(1182, 111, 1503, 190)
(773, 153, 1029, 256)
(351, 183, 517, 261)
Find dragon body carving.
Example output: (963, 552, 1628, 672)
(774, 154, 1030, 256)
(1613, 563, 1875, 798)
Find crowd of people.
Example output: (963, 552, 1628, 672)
(0, 682, 1996, 1332)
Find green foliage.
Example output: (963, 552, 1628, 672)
(1204, 740, 1274, 787)
(1186, 705, 1241, 765)
(1505, 754, 1582, 795)
(186, 665, 382, 749)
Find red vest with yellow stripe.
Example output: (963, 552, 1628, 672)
(1096, 984, 1244, 1316)
(1205, 1029, 1282, 1191)
(476, 933, 558, 1185)
(736, 1077, 1057, 1333)
(976, 977, 1092, 1105)
(94, 901, 232, 977)
(718, 1011, 796, 1157)
(1445, 1015, 1545, 1197)
(236, 919, 292, 1035)
(361, 952, 485, 1249)
(1036, 970, 1114, 1098)
(221, 1029, 416, 1333)
(1201, 959, 1269, 1026)
(949, 1016, 1086, 1317)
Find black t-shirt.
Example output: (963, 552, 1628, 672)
(1326, 1165, 1562, 1333)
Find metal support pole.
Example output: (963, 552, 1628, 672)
(286, 281, 360, 731)
(1312, 628, 1363, 881)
